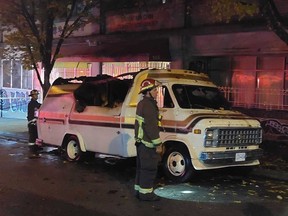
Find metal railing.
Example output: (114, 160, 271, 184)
(219, 87, 288, 111)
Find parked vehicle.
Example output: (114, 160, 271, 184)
(37, 69, 263, 182)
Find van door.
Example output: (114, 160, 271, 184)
(69, 104, 124, 156)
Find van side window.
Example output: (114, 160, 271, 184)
(163, 86, 174, 108)
(157, 86, 174, 108)
(172, 85, 190, 108)
(74, 77, 131, 112)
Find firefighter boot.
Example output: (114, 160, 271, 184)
(139, 193, 160, 201)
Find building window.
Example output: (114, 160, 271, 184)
(22, 68, 33, 89)
(50, 62, 91, 84)
(257, 56, 284, 109)
(285, 69, 288, 107)
(231, 56, 257, 107)
(102, 61, 170, 76)
(1, 59, 33, 89)
(12, 61, 21, 88)
(2, 60, 11, 88)
(214, 56, 287, 110)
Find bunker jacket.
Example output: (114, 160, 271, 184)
(135, 96, 161, 148)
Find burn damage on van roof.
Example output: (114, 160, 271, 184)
(53, 75, 132, 112)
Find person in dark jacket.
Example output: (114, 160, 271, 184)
(27, 89, 41, 153)
(134, 78, 163, 201)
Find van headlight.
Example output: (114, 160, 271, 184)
(204, 129, 219, 147)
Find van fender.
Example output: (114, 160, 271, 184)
(162, 135, 197, 159)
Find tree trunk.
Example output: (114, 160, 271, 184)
(43, 68, 51, 98)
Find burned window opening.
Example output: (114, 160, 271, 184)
(53, 75, 132, 112)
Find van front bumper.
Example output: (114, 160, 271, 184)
(199, 149, 263, 164)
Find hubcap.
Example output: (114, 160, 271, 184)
(66, 140, 79, 160)
(167, 151, 185, 176)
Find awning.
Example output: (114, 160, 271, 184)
(58, 38, 171, 62)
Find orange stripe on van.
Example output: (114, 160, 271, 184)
(70, 113, 124, 123)
(38, 112, 67, 119)
(161, 112, 248, 128)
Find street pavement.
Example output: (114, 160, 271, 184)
(0, 117, 288, 182)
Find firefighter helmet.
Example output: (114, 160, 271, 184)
(139, 78, 160, 94)
(29, 89, 39, 96)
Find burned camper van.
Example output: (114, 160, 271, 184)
(37, 69, 263, 182)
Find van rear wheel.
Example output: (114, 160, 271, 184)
(63, 136, 82, 161)
(162, 146, 194, 183)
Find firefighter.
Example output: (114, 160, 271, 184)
(134, 78, 163, 201)
(27, 89, 41, 153)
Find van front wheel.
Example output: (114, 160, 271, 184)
(63, 136, 82, 162)
(162, 146, 194, 183)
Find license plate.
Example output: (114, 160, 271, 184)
(235, 153, 246, 162)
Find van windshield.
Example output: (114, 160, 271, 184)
(172, 84, 231, 110)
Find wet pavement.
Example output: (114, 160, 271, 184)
(0, 137, 288, 216)
(155, 172, 288, 203)
(0, 117, 288, 216)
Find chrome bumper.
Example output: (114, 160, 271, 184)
(199, 149, 263, 164)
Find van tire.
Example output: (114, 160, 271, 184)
(63, 136, 82, 162)
(162, 146, 194, 183)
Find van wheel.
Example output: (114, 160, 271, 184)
(64, 136, 82, 162)
(162, 146, 194, 183)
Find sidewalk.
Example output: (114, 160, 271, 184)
(0, 117, 288, 182)
(0, 117, 28, 142)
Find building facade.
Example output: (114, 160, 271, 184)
(0, 0, 287, 141)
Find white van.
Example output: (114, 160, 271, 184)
(37, 69, 263, 182)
